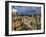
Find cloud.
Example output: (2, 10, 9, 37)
(12, 6, 41, 15)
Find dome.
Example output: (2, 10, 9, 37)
(12, 9, 18, 13)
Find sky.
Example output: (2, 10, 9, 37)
(12, 6, 41, 15)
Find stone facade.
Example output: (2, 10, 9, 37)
(12, 12, 41, 31)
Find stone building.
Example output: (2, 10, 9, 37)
(12, 11, 41, 31)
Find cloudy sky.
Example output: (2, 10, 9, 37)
(12, 6, 41, 15)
